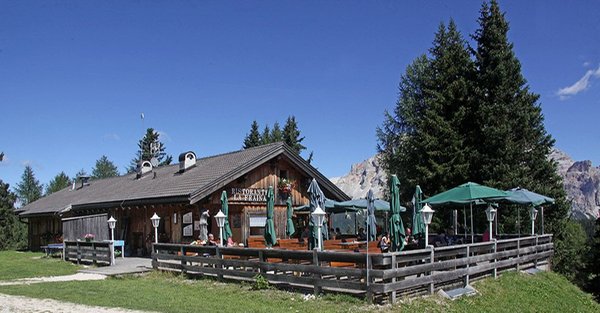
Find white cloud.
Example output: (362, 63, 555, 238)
(557, 65, 600, 100)
(583, 61, 591, 67)
(103, 133, 121, 141)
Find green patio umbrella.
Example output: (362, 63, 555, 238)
(500, 187, 555, 235)
(334, 198, 401, 212)
(293, 199, 338, 212)
(411, 185, 425, 238)
(421, 182, 508, 243)
(264, 186, 277, 247)
(389, 175, 406, 252)
(307, 178, 326, 250)
(286, 196, 295, 238)
(220, 190, 233, 242)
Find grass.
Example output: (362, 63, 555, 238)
(0, 251, 79, 280)
(0, 258, 598, 313)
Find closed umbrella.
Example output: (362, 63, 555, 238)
(264, 186, 277, 247)
(421, 182, 508, 243)
(411, 185, 425, 238)
(366, 189, 377, 242)
(307, 178, 326, 250)
(389, 175, 406, 252)
(286, 196, 295, 238)
(220, 191, 233, 242)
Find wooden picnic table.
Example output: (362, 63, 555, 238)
(334, 241, 367, 250)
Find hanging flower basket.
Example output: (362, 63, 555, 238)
(84, 233, 95, 242)
(278, 178, 295, 194)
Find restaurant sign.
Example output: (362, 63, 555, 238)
(230, 188, 268, 202)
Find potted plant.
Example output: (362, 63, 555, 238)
(84, 233, 95, 242)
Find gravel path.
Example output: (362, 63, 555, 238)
(0, 273, 106, 286)
(0, 294, 154, 313)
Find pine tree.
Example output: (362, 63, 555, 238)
(471, 0, 568, 231)
(74, 168, 88, 179)
(271, 122, 283, 143)
(243, 121, 262, 149)
(128, 128, 173, 172)
(261, 125, 271, 145)
(588, 217, 600, 301)
(0, 180, 27, 250)
(92, 155, 119, 179)
(46, 172, 71, 195)
(283, 116, 306, 154)
(14, 165, 43, 206)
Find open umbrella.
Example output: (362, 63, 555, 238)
(411, 185, 425, 238)
(293, 198, 338, 212)
(389, 175, 406, 251)
(220, 191, 233, 242)
(366, 189, 377, 242)
(307, 178, 326, 250)
(421, 182, 508, 243)
(286, 196, 295, 238)
(264, 186, 277, 247)
(500, 187, 555, 235)
(334, 199, 397, 212)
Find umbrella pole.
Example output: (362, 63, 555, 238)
(463, 205, 467, 241)
(541, 207, 544, 235)
(517, 207, 520, 237)
(470, 202, 474, 243)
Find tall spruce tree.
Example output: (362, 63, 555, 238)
(283, 116, 306, 154)
(46, 172, 71, 195)
(243, 120, 262, 149)
(261, 125, 271, 145)
(92, 155, 119, 179)
(271, 122, 283, 142)
(14, 165, 43, 206)
(377, 21, 474, 205)
(0, 180, 27, 250)
(471, 0, 568, 231)
(128, 128, 173, 172)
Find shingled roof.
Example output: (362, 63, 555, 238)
(19, 142, 349, 217)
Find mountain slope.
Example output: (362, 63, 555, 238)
(333, 149, 600, 219)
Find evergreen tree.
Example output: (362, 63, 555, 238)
(243, 120, 262, 149)
(0, 152, 4, 161)
(587, 217, 600, 301)
(14, 165, 43, 206)
(471, 0, 568, 231)
(92, 155, 119, 179)
(261, 125, 271, 145)
(283, 116, 306, 154)
(377, 21, 474, 205)
(46, 172, 71, 195)
(271, 122, 283, 142)
(128, 128, 173, 172)
(74, 168, 88, 179)
(0, 180, 27, 250)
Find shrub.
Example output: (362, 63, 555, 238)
(252, 274, 270, 290)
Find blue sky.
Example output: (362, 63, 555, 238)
(1, 1, 599, 192)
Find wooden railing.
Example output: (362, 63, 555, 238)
(152, 234, 553, 303)
(64, 240, 114, 266)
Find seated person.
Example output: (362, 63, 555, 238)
(357, 228, 367, 241)
(434, 230, 448, 247)
(226, 236, 235, 247)
(190, 235, 206, 246)
(335, 227, 342, 239)
(378, 232, 390, 252)
(299, 227, 309, 243)
(205, 233, 218, 246)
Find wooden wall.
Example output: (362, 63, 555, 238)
(27, 216, 62, 251)
(62, 213, 109, 241)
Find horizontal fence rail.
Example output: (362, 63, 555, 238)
(152, 234, 553, 304)
(64, 240, 114, 266)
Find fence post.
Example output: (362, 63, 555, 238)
(516, 238, 520, 272)
(313, 250, 322, 296)
(390, 254, 397, 304)
(429, 246, 435, 294)
(180, 246, 186, 274)
(534, 235, 539, 269)
(216, 246, 223, 281)
(76, 241, 81, 265)
(493, 239, 497, 278)
(258, 250, 264, 274)
(464, 245, 470, 287)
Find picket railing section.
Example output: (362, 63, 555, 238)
(152, 234, 553, 303)
(63, 240, 114, 266)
